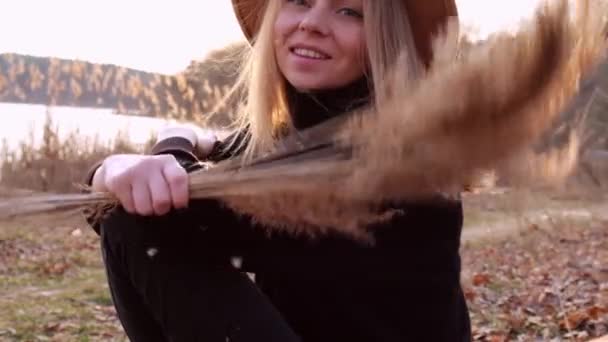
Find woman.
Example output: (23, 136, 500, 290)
(86, 0, 471, 341)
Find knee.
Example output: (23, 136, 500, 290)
(100, 207, 176, 247)
(101, 205, 212, 251)
(98, 207, 139, 245)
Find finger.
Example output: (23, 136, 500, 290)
(119, 184, 136, 214)
(148, 171, 173, 216)
(132, 179, 154, 216)
(162, 162, 190, 209)
(107, 175, 136, 214)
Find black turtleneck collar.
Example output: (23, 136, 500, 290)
(286, 77, 371, 131)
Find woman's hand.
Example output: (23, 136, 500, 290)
(92, 154, 189, 216)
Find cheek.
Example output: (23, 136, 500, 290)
(273, 17, 288, 64)
(273, 11, 297, 45)
(338, 30, 366, 69)
(273, 18, 284, 50)
(273, 15, 284, 42)
(274, 15, 296, 61)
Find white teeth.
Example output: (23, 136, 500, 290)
(293, 48, 328, 59)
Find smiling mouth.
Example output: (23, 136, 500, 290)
(290, 47, 331, 60)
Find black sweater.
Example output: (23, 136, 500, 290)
(84, 79, 471, 341)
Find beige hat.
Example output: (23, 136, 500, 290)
(231, 0, 458, 66)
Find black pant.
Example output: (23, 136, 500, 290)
(101, 204, 302, 341)
(100, 200, 471, 342)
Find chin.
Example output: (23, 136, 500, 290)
(292, 83, 327, 92)
(287, 76, 341, 92)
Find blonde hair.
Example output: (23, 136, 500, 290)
(363, 0, 422, 102)
(225, 0, 424, 160)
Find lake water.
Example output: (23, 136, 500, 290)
(0, 103, 175, 150)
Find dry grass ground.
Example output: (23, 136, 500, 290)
(0, 189, 606, 341)
(0, 216, 124, 341)
(0, 115, 606, 341)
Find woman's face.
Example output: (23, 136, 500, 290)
(274, 0, 366, 91)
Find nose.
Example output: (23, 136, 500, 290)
(298, 6, 330, 36)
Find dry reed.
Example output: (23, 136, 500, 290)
(0, 0, 606, 241)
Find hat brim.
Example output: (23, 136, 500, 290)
(231, 0, 458, 66)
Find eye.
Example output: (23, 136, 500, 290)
(337, 7, 363, 19)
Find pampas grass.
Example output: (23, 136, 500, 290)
(348, 0, 605, 198)
(221, 0, 607, 239)
(0, 0, 606, 241)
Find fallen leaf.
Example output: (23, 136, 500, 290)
(464, 288, 477, 301)
(48, 262, 69, 275)
(588, 306, 608, 320)
(473, 273, 491, 287)
(43, 322, 61, 333)
(488, 334, 508, 342)
(526, 316, 543, 327)
(559, 310, 588, 330)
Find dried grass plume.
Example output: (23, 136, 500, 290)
(223, 0, 607, 240)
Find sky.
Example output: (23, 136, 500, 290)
(0, 0, 542, 75)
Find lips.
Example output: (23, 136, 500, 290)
(289, 46, 331, 60)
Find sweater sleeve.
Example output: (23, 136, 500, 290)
(147, 136, 202, 171)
